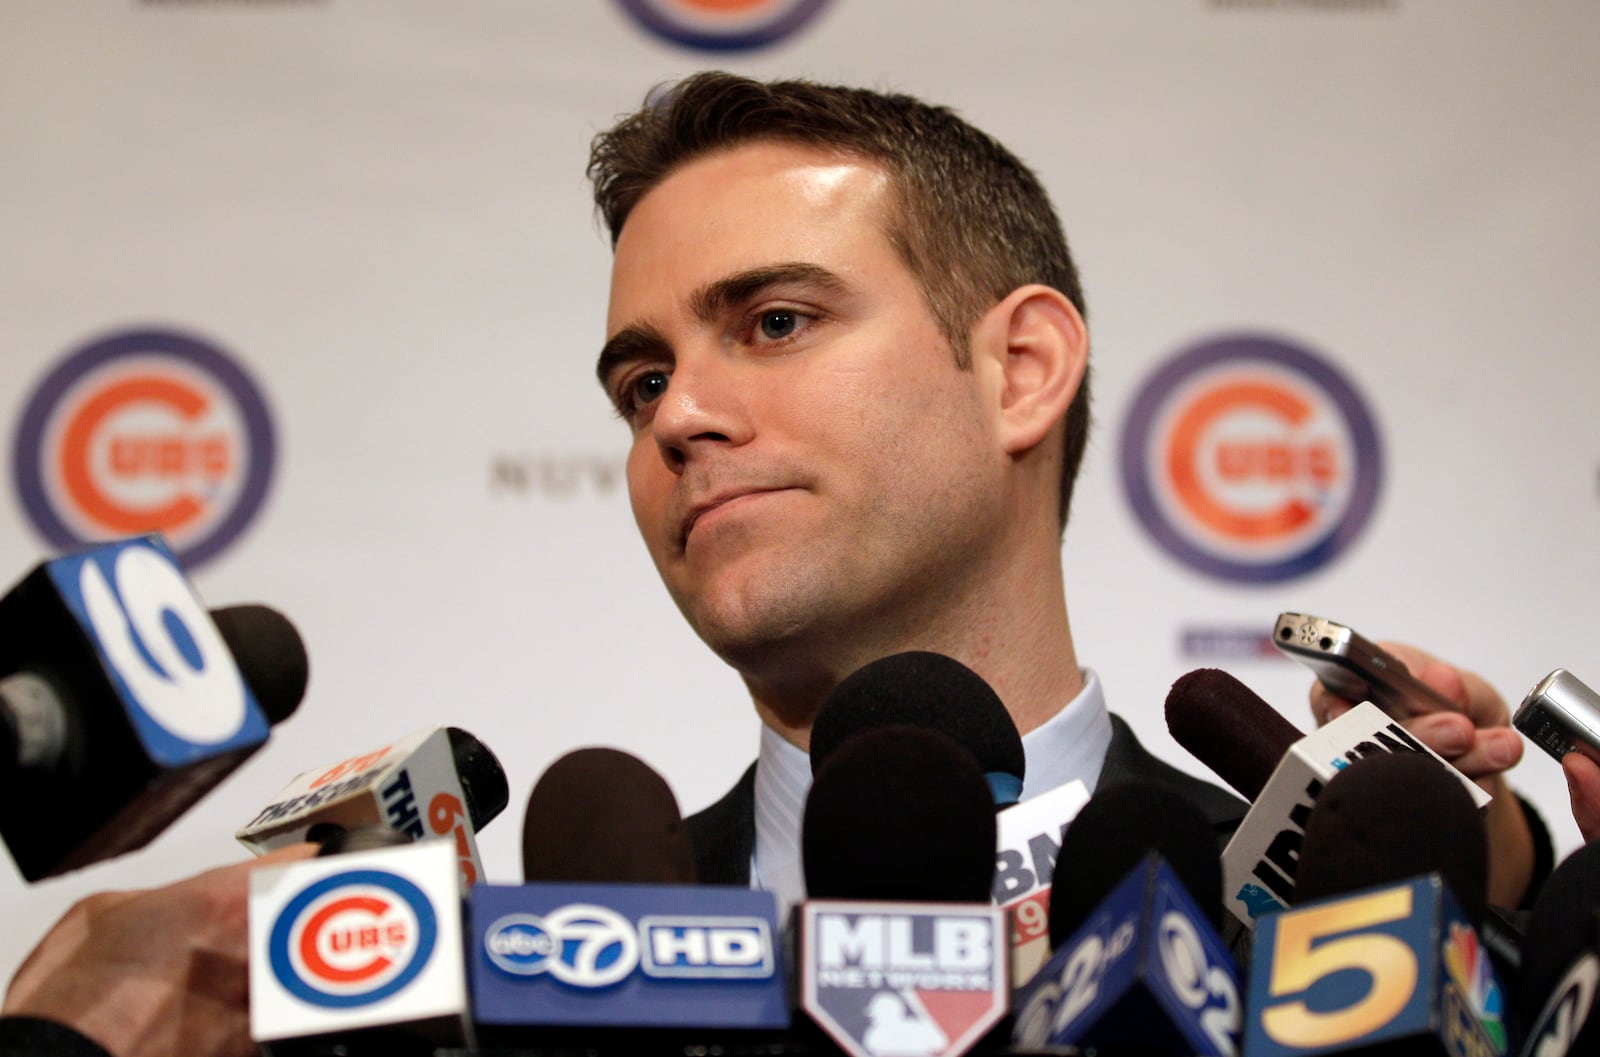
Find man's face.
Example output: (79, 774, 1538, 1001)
(600, 141, 1009, 679)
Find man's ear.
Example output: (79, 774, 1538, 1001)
(972, 284, 1088, 456)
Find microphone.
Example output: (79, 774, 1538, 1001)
(1166, 668, 1302, 802)
(807, 650, 1085, 987)
(237, 725, 508, 888)
(467, 879, 789, 1048)
(796, 723, 1010, 1057)
(1245, 873, 1510, 1055)
(0, 534, 305, 881)
(1293, 749, 1489, 924)
(809, 650, 1026, 807)
(248, 837, 472, 1053)
(471, 749, 788, 1048)
(1011, 782, 1241, 1055)
(1516, 841, 1600, 1056)
(992, 776, 1090, 986)
(1048, 781, 1225, 947)
(803, 724, 997, 903)
(1166, 668, 1489, 927)
(521, 746, 695, 884)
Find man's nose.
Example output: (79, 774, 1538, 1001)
(649, 355, 752, 472)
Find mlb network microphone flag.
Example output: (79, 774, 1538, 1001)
(468, 881, 788, 1045)
(799, 900, 1008, 1057)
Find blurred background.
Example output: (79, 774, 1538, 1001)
(2, 0, 1596, 980)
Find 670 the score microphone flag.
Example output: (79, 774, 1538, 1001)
(0, 534, 288, 880)
(237, 725, 507, 887)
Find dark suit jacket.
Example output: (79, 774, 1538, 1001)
(685, 712, 1248, 885)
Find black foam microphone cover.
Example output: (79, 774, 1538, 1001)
(447, 727, 509, 831)
(1518, 839, 1600, 1024)
(521, 746, 696, 884)
(809, 651, 1024, 790)
(209, 604, 309, 725)
(1048, 780, 1223, 948)
(1165, 668, 1303, 801)
(803, 724, 996, 903)
(1292, 750, 1488, 926)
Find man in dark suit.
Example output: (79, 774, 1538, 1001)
(586, 71, 1538, 908)
(1, 70, 1546, 1057)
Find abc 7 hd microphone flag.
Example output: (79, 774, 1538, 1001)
(467, 881, 788, 1044)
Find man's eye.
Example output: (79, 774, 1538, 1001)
(757, 310, 801, 342)
(613, 370, 668, 422)
(629, 371, 669, 409)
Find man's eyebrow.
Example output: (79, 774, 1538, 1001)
(595, 322, 669, 388)
(689, 262, 851, 325)
(597, 263, 851, 388)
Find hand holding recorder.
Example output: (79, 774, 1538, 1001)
(1282, 616, 1534, 909)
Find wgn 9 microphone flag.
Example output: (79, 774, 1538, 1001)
(993, 779, 1090, 987)
(0, 534, 275, 880)
(1245, 874, 1509, 1057)
(248, 838, 470, 1054)
(1011, 854, 1241, 1056)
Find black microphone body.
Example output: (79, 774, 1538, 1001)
(0, 535, 305, 880)
(809, 650, 1025, 807)
(1516, 841, 1600, 1056)
(521, 746, 694, 884)
(796, 716, 1012, 1057)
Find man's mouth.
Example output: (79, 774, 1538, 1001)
(680, 487, 791, 547)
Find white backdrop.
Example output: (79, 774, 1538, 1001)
(2, 0, 1598, 983)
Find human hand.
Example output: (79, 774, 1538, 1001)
(1308, 642, 1533, 908)
(3, 843, 317, 1057)
(1563, 751, 1600, 843)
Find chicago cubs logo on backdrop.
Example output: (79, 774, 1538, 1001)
(1119, 333, 1382, 584)
(11, 329, 276, 568)
(268, 869, 438, 1008)
(614, 0, 830, 52)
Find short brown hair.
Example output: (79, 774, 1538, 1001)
(588, 72, 1092, 530)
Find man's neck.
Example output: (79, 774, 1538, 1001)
(744, 551, 1081, 750)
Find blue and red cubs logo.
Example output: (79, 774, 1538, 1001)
(11, 329, 276, 569)
(268, 870, 438, 1008)
(1119, 334, 1382, 583)
(614, 0, 830, 52)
